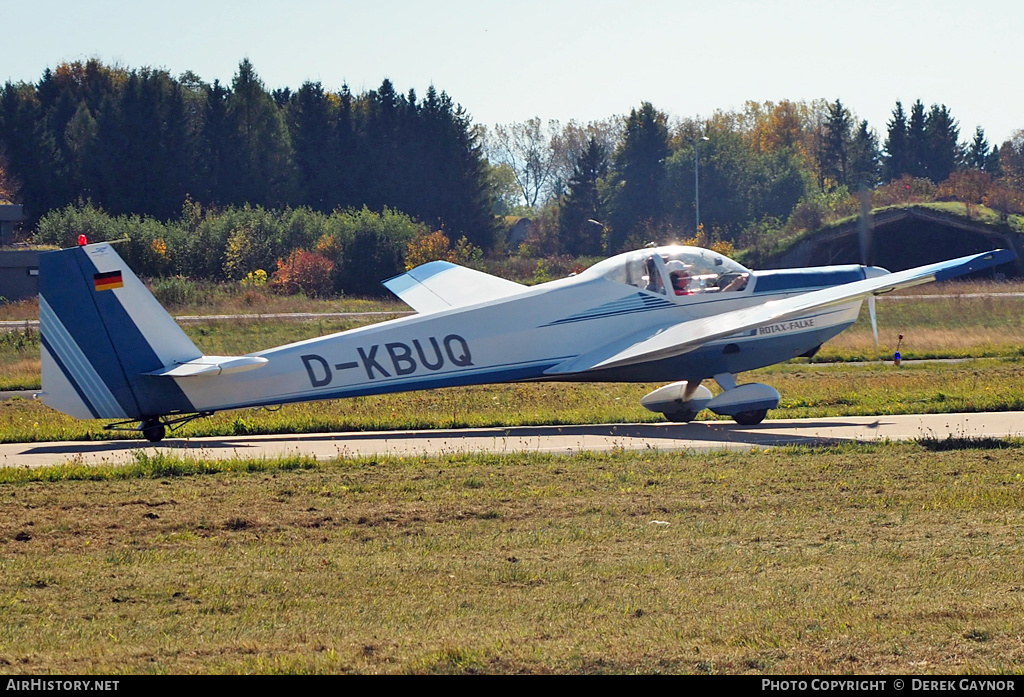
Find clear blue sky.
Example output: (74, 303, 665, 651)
(5, 0, 1021, 145)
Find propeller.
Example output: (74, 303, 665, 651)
(858, 187, 879, 350)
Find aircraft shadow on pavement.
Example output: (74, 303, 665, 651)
(19, 419, 890, 457)
(32, 419, 876, 450)
(21, 439, 260, 455)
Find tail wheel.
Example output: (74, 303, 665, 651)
(732, 409, 768, 426)
(141, 419, 166, 443)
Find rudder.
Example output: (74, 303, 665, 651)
(39, 242, 200, 420)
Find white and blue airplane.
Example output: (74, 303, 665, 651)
(38, 240, 1014, 441)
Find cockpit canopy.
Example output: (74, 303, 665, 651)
(583, 245, 752, 296)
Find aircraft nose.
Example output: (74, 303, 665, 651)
(863, 265, 890, 279)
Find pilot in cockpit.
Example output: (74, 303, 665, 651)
(666, 260, 693, 295)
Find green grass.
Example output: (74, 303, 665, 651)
(1, 442, 1023, 674)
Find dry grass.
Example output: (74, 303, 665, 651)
(891, 280, 1024, 296)
(1, 443, 1023, 674)
(818, 327, 1024, 362)
(0, 291, 406, 322)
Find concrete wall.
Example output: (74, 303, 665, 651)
(0, 249, 40, 302)
(0, 204, 24, 247)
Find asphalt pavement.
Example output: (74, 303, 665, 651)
(3, 411, 1023, 468)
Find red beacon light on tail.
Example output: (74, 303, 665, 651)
(77, 234, 88, 246)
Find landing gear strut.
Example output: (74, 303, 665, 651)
(103, 411, 214, 442)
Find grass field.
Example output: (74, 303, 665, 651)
(2, 281, 1024, 675)
(1, 442, 1022, 674)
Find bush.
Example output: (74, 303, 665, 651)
(32, 201, 433, 294)
(270, 250, 334, 297)
(872, 176, 938, 207)
(984, 186, 1024, 222)
(405, 230, 454, 269)
(151, 275, 207, 307)
(317, 206, 428, 295)
(785, 187, 858, 234)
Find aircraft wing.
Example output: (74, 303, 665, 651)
(546, 249, 1016, 375)
(384, 261, 527, 314)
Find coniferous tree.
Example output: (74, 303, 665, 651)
(848, 120, 881, 188)
(906, 100, 928, 179)
(0, 81, 62, 216)
(93, 69, 190, 219)
(224, 59, 294, 207)
(967, 126, 990, 171)
(818, 99, 852, 190)
(558, 135, 609, 255)
(288, 81, 337, 212)
(199, 79, 232, 205)
(986, 144, 1002, 176)
(361, 78, 402, 212)
(607, 102, 670, 251)
(332, 84, 360, 209)
(923, 103, 960, 183)
(412, 86, 496, 248)
(883, 101, 909, 182)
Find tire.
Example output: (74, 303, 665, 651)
(664, 409, 699, 423)
(141, 420, 166, 443)
(732, 409, 768, 426)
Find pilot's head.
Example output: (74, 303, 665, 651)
(666, 260, 690, 288)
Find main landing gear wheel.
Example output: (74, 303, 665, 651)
(732, 409, 768, 426)
(141, 419, 166, 443)
(664, 410, 699, 423)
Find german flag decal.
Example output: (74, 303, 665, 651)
(93, 270, 124, 291)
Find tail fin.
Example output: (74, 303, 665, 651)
(39, 242, 201, 419)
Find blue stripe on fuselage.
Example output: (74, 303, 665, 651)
(190, 359, 566, 413)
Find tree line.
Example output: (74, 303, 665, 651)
(3, 58, 1024, 285)
(0, 59, 494, 248)
(489, 98, 1024, 261)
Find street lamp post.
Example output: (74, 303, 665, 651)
(691, 136, 709, 235)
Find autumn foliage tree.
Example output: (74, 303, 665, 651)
(938, 170, 991, 216)
(405, 229, 455, 269)
(270, 249, 334, 297)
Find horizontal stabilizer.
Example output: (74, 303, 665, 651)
(144, 355, 269, 378)
(384, 261, 526, 314)
(546, 249, 1016, 375)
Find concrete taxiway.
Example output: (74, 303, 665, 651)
(2, 411, 1024, 468)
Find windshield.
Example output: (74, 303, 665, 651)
(584, 245, 751, 297)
